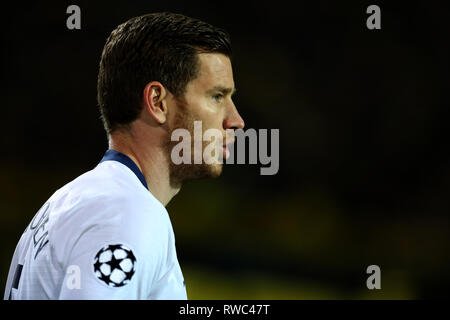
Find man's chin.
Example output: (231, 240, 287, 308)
(191, 162, 223, 179)
(170, 162, 223, 187)
(206, 162, 223, 178)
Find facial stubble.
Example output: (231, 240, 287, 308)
(163, 98, 223, 189)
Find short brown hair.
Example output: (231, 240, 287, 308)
(97, 12, 232, 134)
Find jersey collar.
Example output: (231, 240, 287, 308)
(99, 149, 149, 190)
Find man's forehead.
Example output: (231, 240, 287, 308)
(195, 53, 234, 89)
(198, 53, 231, 71)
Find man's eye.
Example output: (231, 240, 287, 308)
(213, 94, 224, 102)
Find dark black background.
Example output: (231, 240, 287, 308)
(1, 1, 449, 299)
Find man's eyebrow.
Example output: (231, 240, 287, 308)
(207, 86, 237, 96)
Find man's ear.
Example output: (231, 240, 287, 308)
(143, 81, 168, 124)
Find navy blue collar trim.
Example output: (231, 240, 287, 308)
(99, 150, 148, 190)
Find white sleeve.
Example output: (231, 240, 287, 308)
(56, 202, 169, 300)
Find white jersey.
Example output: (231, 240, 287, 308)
(4, 150, 187, 300)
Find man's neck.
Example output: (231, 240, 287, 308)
(108, 132, 180, 207)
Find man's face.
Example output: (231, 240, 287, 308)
(167, 53, 245, 184)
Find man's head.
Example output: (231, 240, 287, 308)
(98, 12, 244, 186)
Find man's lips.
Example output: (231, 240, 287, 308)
(222, 145, 230, 160)
(222, 139, 235, 160)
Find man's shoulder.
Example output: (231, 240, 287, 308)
(63, 160, 142, 194)
(48, 162, 169, 237)
(51, 161, 147, 205)
(44, 163, 171, 267)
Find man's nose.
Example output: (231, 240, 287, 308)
(223, 102, 245, 130)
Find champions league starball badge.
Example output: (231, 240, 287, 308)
(93, 244, 136, 287)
